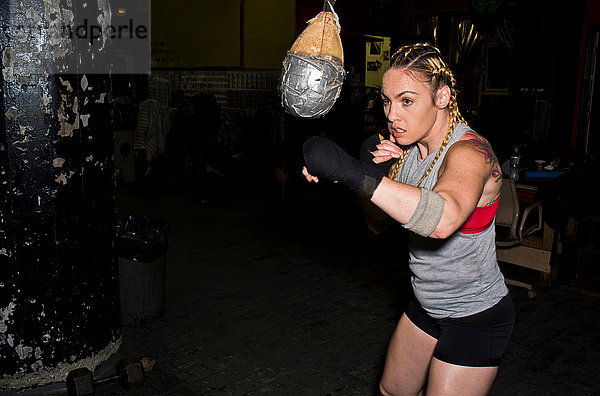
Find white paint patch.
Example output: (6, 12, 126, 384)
(85, 155, 93, 162)
(18, 126, 33, 135)
(26, 7, 42, 23)
(16, 29, 28, 44)
(45, 0, 75, 61)
(81, 75, 88, 91)
(8, 334, 14, 347)
(16, 342, 33, 360)
(5, 107, 19, 120)
(57, 97, 80, 137)
(31, 360, 44, 371)
(56, 170, 76, 185)
(0, 302, 16, 333)
(53, 158, 65, 168)
(17, 75, 31, 85)
(96, 0, 113, 50)
(41, 92, 52, 106)
(14, 135, 31, 145)
(2, 47, 16, 83)
(95, 93, 107, 103)
(57, 105, 70, 137)
(80, 114, 90, 127)
(84, 97, 89, 105)
(55, 173, 67, 185)
(59, 77, 73, 92)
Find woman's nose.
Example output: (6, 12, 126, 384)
(386, 102, 400, 123)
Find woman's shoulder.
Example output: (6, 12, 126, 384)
(446, 128, 502, 185)
(455, 126, 486, 143)
(445, 129, 495, 167)
(454, 129, 494, 154)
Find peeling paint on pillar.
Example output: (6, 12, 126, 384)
(0, 0, 120, 390)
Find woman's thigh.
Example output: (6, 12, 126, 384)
(426, 358, 498, 396)
(380, 313, 438, 396)
(425, 295, 514, 395)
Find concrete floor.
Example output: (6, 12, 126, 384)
(12, 173, 600, 395)
(115, 176, 600, 396)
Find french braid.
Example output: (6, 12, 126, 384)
(387, 43, 468, 185)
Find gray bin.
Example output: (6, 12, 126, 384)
(119, 255, 166, 324)
(116, 216, 168, 325)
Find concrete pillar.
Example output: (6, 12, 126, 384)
(0, 0, 120, 390)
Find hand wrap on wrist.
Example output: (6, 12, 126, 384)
(359, 133, 393, 176)
(303, 136, 385, 198)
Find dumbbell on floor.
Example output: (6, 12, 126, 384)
(66, 358, 144, 396)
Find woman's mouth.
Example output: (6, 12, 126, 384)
(390, 126, 406, 138)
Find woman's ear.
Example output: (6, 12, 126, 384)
(436, 85, 451, 109)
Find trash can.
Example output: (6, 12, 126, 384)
(116, 216, 168, 325)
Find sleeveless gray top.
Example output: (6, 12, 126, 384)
(395, 123, 508, 319)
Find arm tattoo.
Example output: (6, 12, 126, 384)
(463, 132, 502, 183)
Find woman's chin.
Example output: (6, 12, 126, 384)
(392, 133, 410, 145)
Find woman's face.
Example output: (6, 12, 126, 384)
(381, 68, 441, 146)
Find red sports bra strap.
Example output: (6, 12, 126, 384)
(459, 198, 500, 235)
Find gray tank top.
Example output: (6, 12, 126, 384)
(395, 123, 508, 319)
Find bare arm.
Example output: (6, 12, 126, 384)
(356, 196, 395, 234)
(370, 141, 492, 239)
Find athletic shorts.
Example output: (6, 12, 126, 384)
(405, 294, 515, 367)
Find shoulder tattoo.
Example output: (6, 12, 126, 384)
(463, 131, 502, 183)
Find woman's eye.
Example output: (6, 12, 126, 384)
(382, 98, 390, 105)
(402, 98, 413, 105)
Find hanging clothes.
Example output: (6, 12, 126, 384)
(133, 99, 171, 163)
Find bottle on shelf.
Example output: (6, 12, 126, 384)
(509, 146, 520, 181)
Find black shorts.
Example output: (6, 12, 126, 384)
(405, 294, 515, 367)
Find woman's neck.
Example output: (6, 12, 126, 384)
(416, 111, 451, 160)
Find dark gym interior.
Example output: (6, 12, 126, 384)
(1, 0, 600, 395)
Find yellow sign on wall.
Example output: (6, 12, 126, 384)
(365, 35, 391, 88)
(244, 0, 296, 69)
(151, 0, 295, 69)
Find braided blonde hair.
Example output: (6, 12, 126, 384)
(386, 43, 468, 185)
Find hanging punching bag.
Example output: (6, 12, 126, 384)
(280, 0, 345, 118)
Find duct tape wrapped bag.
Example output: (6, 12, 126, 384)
(280, 4, 346, 118)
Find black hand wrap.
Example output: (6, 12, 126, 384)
(359, 133, 393, 176)
(303, 136, 385, 198)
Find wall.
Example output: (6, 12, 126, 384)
(151, 0, 295, 69)
(244, 0, 296, 69)
(571, 0, 600, 149)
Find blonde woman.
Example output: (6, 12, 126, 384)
(303, 43, 514, 395)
